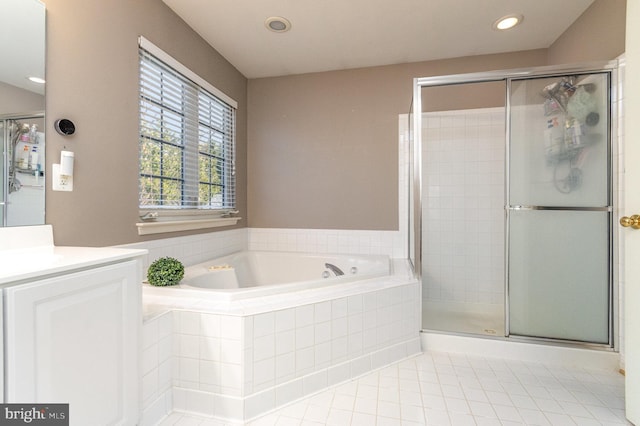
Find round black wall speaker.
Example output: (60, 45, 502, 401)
(54, 119, 76, 136)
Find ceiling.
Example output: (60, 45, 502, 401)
(0, 0, 45, 95)
(162, 0, 595, 79)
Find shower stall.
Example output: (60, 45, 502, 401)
(411, 61, 617, 347)
(0, 114, 45, 226)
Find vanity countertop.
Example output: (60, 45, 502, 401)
(0, 246, 147, 285)
(0, 225, 147, 285)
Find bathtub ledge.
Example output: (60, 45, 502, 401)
(143, 277, 419, 317)
(143, 262, 417, 317)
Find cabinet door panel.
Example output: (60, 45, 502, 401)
(4, 260, 140, 426)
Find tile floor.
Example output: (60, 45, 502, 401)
(157, 350, 629, 426)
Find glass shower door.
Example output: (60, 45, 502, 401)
(1, 120, 5, 225)
(420, 81, 507, 336)
(508, 72, 611, 344)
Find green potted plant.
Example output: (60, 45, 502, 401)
(147, 257, 184, 286)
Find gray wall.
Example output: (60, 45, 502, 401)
(40, 0, 625, 245)
(247, 0, 626, 231)
(547, 0, 626, 65)
(43, 0, 247, 246)
(0, 82, 44, 115)
(247, 50, 547, 230)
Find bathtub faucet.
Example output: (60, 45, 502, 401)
(324, 263, 344, 276)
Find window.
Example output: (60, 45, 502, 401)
(138, 37, 236, 217)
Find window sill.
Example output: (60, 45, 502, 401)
(136, 217, 241, 236)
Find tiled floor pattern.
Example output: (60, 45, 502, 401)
(157, 350, 628, 426)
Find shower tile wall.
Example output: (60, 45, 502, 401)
(422, 107, 505, 305)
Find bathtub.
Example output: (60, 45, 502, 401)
(151, 250, 392, 301)
(141, 251, 420, 422)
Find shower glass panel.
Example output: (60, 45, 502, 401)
(415, 63, 615, 347)
(0, 120, 4, 225)
(509, 74, 609, 207)
(420, 81, 507, 336)
(0, 116, 46, 227)
(509, 210, 609, 342)
(508, 72, 611, 344)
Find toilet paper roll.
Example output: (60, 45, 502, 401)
(60, 150, 74, 176)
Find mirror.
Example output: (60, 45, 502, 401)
(0, 0, 45, 227)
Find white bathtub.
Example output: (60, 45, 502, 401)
(160, 251, 390, 301)
(141, 252, 420, 423)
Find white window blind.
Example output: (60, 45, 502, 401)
(138, 39, 236, 212)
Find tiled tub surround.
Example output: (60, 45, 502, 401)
(247, 227, 407, 258)
(142, 311, 174, 425)
(141, 260, 420, 424)
(117, 228, 248, 272)
(119, 227, 406, 273)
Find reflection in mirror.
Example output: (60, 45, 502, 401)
(1, 115, 45, 226)
(0, 0, 45, 227)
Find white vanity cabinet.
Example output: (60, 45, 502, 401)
(3, 258, 142, 425)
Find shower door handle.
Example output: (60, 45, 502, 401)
(620, 215, 640, 229)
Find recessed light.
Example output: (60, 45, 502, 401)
(28, 76, 46, 84)
(265, 16, 291, 33)
(493, 14, 523, 31)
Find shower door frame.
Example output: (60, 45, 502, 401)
(412, 60, 619, 349)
